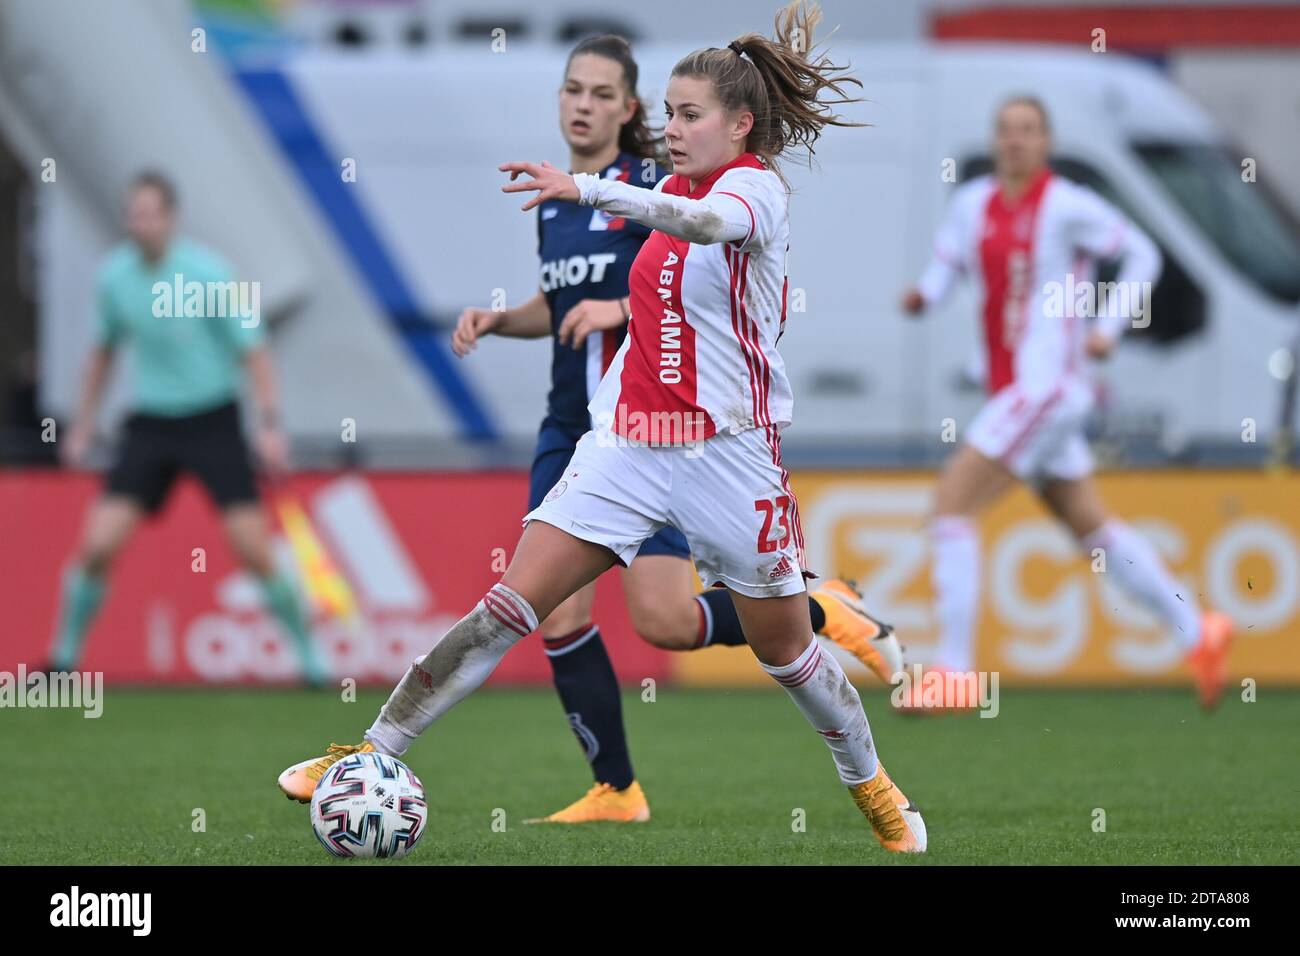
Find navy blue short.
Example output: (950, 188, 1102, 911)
(528, 417, 691, 561)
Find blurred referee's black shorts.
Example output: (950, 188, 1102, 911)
(105, 401, 259, 514)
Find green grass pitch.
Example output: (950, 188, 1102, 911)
(5, 685, 1297, 865)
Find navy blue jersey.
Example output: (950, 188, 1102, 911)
(537, 152, 667, 431)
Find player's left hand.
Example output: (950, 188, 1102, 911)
(558, 298, 626, 349)
(500, 161, 579, 211)
(1085, 330, 1116, 360)
(256, 425, 291, 478)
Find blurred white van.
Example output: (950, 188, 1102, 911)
(285, 41, 1299, 455)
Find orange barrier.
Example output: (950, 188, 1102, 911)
(675, 471, 1300, 686)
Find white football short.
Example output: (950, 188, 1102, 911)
(966, 377, 1096, 481)
(523, 425, 810, 598)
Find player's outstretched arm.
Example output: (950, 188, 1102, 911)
(500, 160, 751, 246)
(494, 291, 552, 338)
(905, 192, 971, 316)
(572, 173, 751, 245)
(908, 251, 963, 316)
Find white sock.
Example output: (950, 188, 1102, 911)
(930, 516, 980, 672)
(759, 639, 879, 786)
(365, 583, 538, 756)
(1083, 521, 1201, 649)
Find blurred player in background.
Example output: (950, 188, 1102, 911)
(283, 1, 928, 853)
(901, 97, 1234, 710)
(450, 34, 899, 824)
(45, 172, 326, 685)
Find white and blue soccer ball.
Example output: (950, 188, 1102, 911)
(310, 752, 428, 859)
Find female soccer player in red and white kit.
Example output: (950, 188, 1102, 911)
(900, 97, 1233, 710)
(281, 1, 927, 853)
(449, 35, 900, 825)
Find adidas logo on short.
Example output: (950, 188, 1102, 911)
(769, 556, 795, 579)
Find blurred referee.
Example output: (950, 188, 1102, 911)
(46, 171, 325, 685)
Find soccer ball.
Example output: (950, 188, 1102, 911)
(310, 751, 427, 859)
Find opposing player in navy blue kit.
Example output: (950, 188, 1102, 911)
(449, 35, 900, 823)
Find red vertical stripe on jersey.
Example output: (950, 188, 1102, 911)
(777, 269, 789, 342)
(978, 169, 1053, 394)
(738, 251, 774, 429)
(601, 325, 619, 374)
(737, 250, 769, 426)
(614, 232, 713, 442)
(727, 240, 808, 575)
(608, 152, 766, 444)
(727, 247, 763, 430)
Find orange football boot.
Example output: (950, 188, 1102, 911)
(278, 741, 375, 803)
(812, 580, 904, 684)
(524, 781, 651, 824)
(848, 763, 927, 853)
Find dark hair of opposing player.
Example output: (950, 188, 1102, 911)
(997, 95, 1053, 134)
(566, 35, 666, 166)
(130, 169, 179, 209)
(671, 0, 864, 183)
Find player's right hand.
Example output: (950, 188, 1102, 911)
(499, 161, 580, 212)
(451, 307, 503, 356)
(61, 422, 93, 468)
(900, 288, 926, 316)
